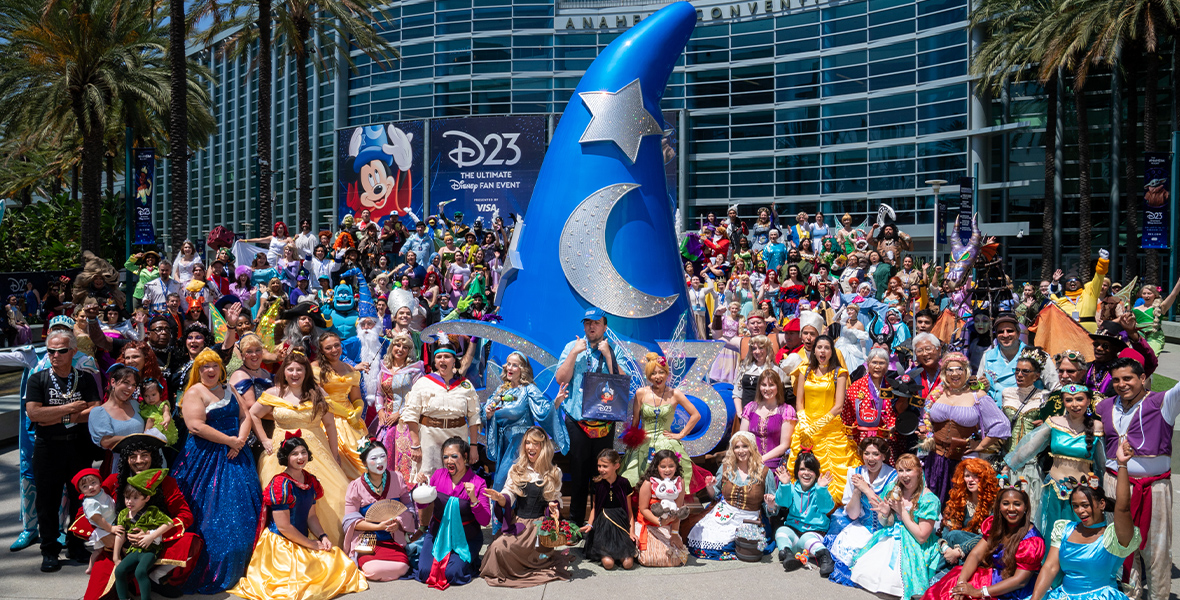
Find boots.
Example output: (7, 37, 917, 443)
(815, 548, 835, 578)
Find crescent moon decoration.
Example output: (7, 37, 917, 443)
(559, 183, 679, 318)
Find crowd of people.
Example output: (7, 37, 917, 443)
(9, 204, 1180, 600)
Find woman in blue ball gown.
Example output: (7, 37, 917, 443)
(1028, 437, 1140, 600)
(484, 352, 569, 492)
(172, 349, 264, 593)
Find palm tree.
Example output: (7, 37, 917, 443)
(0, 0, 169, 253)
(970, 0, 1059, 279)
(1047, 0, 1180, 284)
(274, 0, 397, 223)
(169, 0, 188, 250)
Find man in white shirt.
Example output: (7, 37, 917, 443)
(141, 261, 181, 313)
(294, 219, 318, 259)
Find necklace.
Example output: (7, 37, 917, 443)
(363, 471, 388, 497)
(49, 368, 77, 400)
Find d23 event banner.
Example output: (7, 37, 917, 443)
(337, 120, 425, 228)
(429, 115, 547, 226)
(957, 176, 973, 245)
(1142, 152, 1170, 249)
(132, 148, 157, 245)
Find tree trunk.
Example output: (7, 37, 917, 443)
(295, 18, 312, 225)
(1124, 60, 1141, 281)
(1075, 79, 1092, 282)
(1041, 73, 1056, 281)
(256, 0, 273, 234)
(168, 0, 189, 252)
(106, 154, 114, 197)
(72, 93, 103, 253)
(71, 166, 79, 201)
(1143, 51, 1160, 285)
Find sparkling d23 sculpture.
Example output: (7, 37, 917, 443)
(422, 2, 734, 454)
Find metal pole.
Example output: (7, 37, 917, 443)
(1170, 131, 1179, 320)
(124, 127, 134, 303)
(932, 193, 939, 266)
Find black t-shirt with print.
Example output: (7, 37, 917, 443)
(24, 368, 101, 438)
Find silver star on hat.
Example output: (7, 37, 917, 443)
(578, 79, 663, 163)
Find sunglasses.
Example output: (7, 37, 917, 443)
(1014, 368, 1037, 375)
(45, 347, 71, 355)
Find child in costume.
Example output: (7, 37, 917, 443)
(73, 468, 116, 574)
(139, 379, 177, 446)
(634, 449, 689, 567)
(113, 469, 175, 600)
(772, 450, 836, 575)
(581, 450, 638, 570)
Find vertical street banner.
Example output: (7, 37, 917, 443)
(936, 198, 947, 245)
(1142, 152, 1171, 249)
(429, 115, 547, 226)
(132, 148, 157, 245)
(957, 176, 973, 245)
(337, 120, 425, 229)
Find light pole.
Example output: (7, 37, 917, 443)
(925, 179, 947, 267)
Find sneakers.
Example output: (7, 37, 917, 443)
(815, 548, 835, 578)
(777, 547, 789, 562)
(40, 554, 61, 573)
(10, 530, 38, 552)
(783, 556, 804, 572)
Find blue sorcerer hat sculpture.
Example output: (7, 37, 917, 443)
(420, 2, 730, 454)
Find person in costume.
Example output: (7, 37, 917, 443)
(739, 369, 795, 469)
(403, 342, 481, 478)
(414, 436, 492, 589)
(376, 333, 424, 481)
(342, 439, 416, 581)
(978, 314, 1038, 405)
(771, 450, 836, 575)
(1028, 438, 1139, 600)
(1050, 250, 1109, 332)
(481, 426, 572, 588)
(88, 363, 146, 461)
(847, 453, 942, 599)
(709, 301, 743, 382)
(485, 352, 570, 492)
(243, 221, 294, 272)
(826, 437, 898, 588)
(1005, 384, 1104, 536)
(1003, 348, 1053, 452)
(73, 435, 202, 600)
(170, 241, 203, 285)
(790, 334, 859, 503)
(250, 351, 350, 545)
(787, 211, 811, 249)
(920, 352, 1010, 499)
(621, 352, 700, 489)
(1094, 359, 1180, 600)
(634, 449, 690, 566)
(1132, 278, 1180, 355)
(842, 348, 903, 463)
(938, 458, 1000, 571)
(73, 468, 116, 573)
(313, 332, 367, 480)
(322, 279, 361, 340)
(124, 252, 161, 309)
(1085, 319, 1157, 398)
(923, 487, 1045, 600)
(171, 349, 262, 593)
(688, 432, 776, 560)
(229, 434, 368, 600)
(749, 205, 779, 253)
(581, 449, 637, 569)
(112, 469, 175, 600)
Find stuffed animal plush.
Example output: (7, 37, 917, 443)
(648, 476, 689, 520)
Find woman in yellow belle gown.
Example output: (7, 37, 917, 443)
(249, 352, 351, 545)
(790, 334, 860, 503)
(229, 435, 367, 600)
(314, 333, 368, 480)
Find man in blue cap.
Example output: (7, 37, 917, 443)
(555, 306, 619, 524)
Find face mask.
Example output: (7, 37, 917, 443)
(365, 449, 388, 475)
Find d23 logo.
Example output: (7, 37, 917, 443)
(443, 131, 522, 168)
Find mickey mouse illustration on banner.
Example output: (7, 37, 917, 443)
(345, 124, 417, 223)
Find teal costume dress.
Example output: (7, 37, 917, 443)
(1045, 520, 1141, 600)
(849, 485, 942, 600)
(621, 402, 694, 489)
(1004, 420, 1105, 534)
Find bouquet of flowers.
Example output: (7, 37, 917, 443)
(537, 516, 582, 548)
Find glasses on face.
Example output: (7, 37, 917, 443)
(1014, 368, 1037, 375)
(150, 326, 170, 333)
(46, 347, 71, 355)
(945, 366, 966, 374)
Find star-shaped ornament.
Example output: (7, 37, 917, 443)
(578, 79, 663, 163)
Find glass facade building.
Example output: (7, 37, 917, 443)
(156, 0, 1170, 282)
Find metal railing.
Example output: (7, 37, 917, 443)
(557, 0, 671, 9)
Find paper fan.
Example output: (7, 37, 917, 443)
(365, 499, 407, 523)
